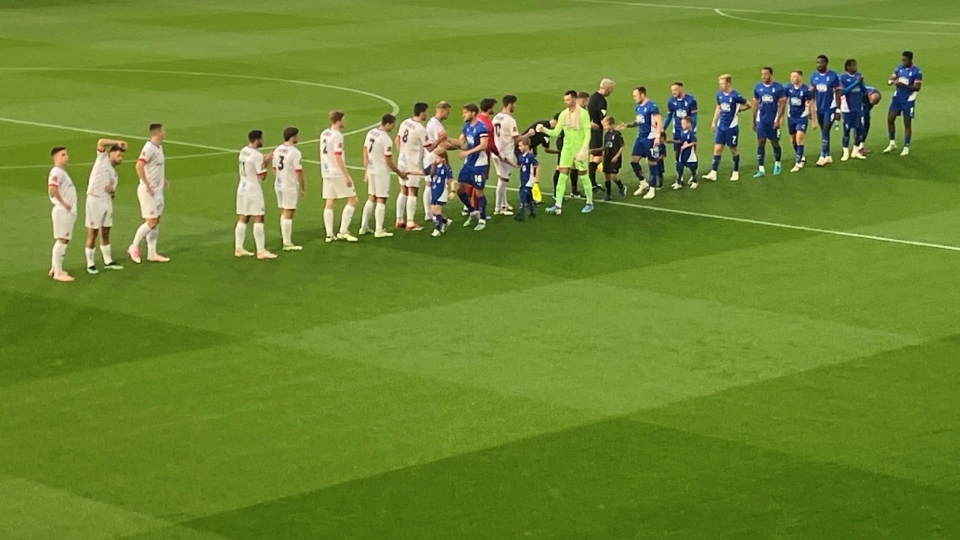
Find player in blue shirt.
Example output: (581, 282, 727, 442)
(810, 54, 842, 167)
(617, 86, 663, 200)
(861, 86, 881, 154)
(752, 66, 786, 177)
(424, 151, 453, 237)
(784, 70, 816, 173)
(663, 82, 698, 184)
(703, 74, 751, 182)
(675, 116, 698, 189)
(514, 137, 539, 221)
(884, 50, 923, 157)
(451, 103, 490, 231)
(839, 59, 867, 162)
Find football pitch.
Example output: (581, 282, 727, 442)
(4, 0, 960, 538)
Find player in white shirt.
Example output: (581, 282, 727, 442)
(359, 114, 407, 238)
(320, 111, 359, 243)
(235, 130, 277, 259)
(492, 95, 521, 216)
(48, 147, 77, 282)
(395, 103, 431, 231)
(273, 127, 306, 251)
(128, 124, 170, 264)
(421, 101, 451, 220)
(83, 138, 127, 274)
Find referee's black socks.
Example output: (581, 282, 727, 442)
(588, 161, 600, 189)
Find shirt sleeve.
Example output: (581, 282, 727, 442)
(256, 154, 267, 176)
(916, 68, 923, 82)
(138, 144, 154, 164)
(293, 151, 303, 172)
(690, 98, 699, 113)
(48, 170, 59, 188)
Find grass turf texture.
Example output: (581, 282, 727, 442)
(2, 0, 960, 538)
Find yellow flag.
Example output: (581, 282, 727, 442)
(532, 183, 543, 203)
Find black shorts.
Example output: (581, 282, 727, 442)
(603, 160, 621, 174)
(590, 131, 603, 153)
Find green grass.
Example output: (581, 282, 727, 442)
(3, 0, 960, 538)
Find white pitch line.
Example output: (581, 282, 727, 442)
(566, 0, 960, 33)
(3, 116, 958, 254)
(0, 150, 225, 170)
(713, 8, 960, 36)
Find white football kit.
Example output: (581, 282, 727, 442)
(365, 128, 393, 198)
(237, 146, 267, 216)
(320, 128, 356, 199)
(136, 141, 165, 219)
(396, 118, 428, 188)
(492, 112, 519, 179)
(272, 143, 303, 210)
(49, 166, 77, 239)
(85, 150, 117, 229)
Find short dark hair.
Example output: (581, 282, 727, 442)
(517, 136, 531, 147)
(149, 123, 163, 134)
(903, 50, 914, 61)
(463, 103, 479, 114)
(844, 59, 857, 70)
(381, 114, 396, 125)
(602, 116, 615, 125)
(283, 127, 299, 142)
(577, 91, 590, 99)
(672, 81, 684, 87)
(762, 66, 773, 74)
(109, 144, 125, 153)
(793, 69, 804, 76)
(817, 54, 829, 63)
(635, 86, 647, 95)
(564, 90, 577, 98)
(502, 94, 517, 107)
(479, 98, 497, 112)
(51, 146, 66, 156)
(330, 111, 345, 124)
(248, 130, 263, 142)
(413, 102, 428, 116)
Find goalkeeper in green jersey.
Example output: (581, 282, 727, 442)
(537, 90, 594, 214)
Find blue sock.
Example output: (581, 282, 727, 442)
(631, 161, 643, 181)
(773, 145, 782, 162)
(888, 128, 896, 141)
(842, 128, 850, 148)
(458, 192, 474, 212)
(691, 167, 698, 181)
(732, 154, 740, 172)
(711, 155, 720, 172)
(757, 145, 765, 167)
(797, 144, 804, 164)
(434, 214, 443, 231)
(478, 195, 487, 220)
(905, 133, 911, 147)
(675, 161, 684, 182)
(821, 130, 831, 157)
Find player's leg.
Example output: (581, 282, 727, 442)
(643, 156, 658, 199)
(884, 104, 899, 153)
(771, 126, 783, 174)
(50, 207, 74, 281)
(850, 114, 866, 159)
(281, 207, 300, 250)
(792, 127, 806, 173)
(549, 158, 572, 214)
(396, 185, 408, 229)
(816, 112, 830, 166)
(633, 140, 652, 194)
(235, 213, 253, 256)
(374, 196, 391, 237)
(861, 111, 871, 153)
(98, 225, 121, 269)
(360, 193, 376, 235)
(578, 164, 593, 212)
(143, 194, 169, 262)
(323, 198, 337, 242)
(703, 130, 724, 181)
(603, 169, 612, 201)
(84, 225, 99, 273)
(472, 170, 489, 230)
(755, 134, 768, 177)
(901, 105, 914, 156)
(729, 131, 741, 181)
(457, 167, 477, 225)
(406, 185, 421, 229)
(252, 214, 274, 259)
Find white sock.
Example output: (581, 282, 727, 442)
(235, 222, 247, 250)
(253, 223, 266, 252)
(85, 247, 95, 268)
(406, 195, 417, 224)
(281, 217, 293, 245)
(361, 200, 374, 231)
(423, 188, 432, 220)
(100, 244, 113, 265)
(132, 223, 151, 248)
(497, 180, 508, 210)
(52, 242, 66, 274)
(147, 226, 159, 258)
(339, 204, 355, 234)
(375, 202, 386, 233)
(323, 208, 335, 238)
(396, 194, 407, 224)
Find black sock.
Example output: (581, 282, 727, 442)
(589, 162, 599, 188)
(553, 170, 560, 195)
(571, 170, 580, 195)
(604, 180, 611, 195)
(614, 179, 623, 188)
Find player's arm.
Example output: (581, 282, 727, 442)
(294, 158, 305, 196)
(385, 155, 407, 179)
(832, 83, 842, 118)
(362, 142, 370, 181)
(651, 114, 663, 143)
(97, 138, 127, 152)
(775, 93, 786, 128)
(808, 95, 819, 130)
(135, 158, 154, 196)
(458, 134, 487, 159)
(612, 139, 624, 162)
(47, 180, 71, 211)
(751, 94, 759, 131)
(690, 100, 699, 130)
(532, 164, 540, 183)
(711, 104, 720, 131)
(334, 149, 351, 185)
(738, 95, 752, 112)
(578, 111, 591, 158)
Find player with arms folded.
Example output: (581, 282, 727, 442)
(320, 112, 360, 243)
(752, 67, 786, 177)
(884, 50, 923, 156)
(84, 138, 127, 274)
(48, 146, 77, 282)
(703, 75, 750, 182)
(128, 124, 170, 264)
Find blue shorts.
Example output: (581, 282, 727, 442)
(673, 141, 683, 160)
(632, 137, 653, 159)
(714, 127, 739, 147)
(788, 118, 808, 135)
(429, 181, 448, 206)
(889, 98, 916, 119)
(817, 110, 836, 129)
(842, 112, 863, 131)
(457, 164, 488, 189)
(756, 122, 780, 141)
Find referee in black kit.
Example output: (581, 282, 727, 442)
(588, 78, 615, 194)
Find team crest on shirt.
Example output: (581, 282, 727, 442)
(816, 84, 828, 92)
(677, 110, 687, 118)
(720, 103, 731, 112)
(635, 115, 645, 124)
(898, 77, 910, 85)
(761, 94, 775, 103)
(601, 109, 607, 115)
(466, 135, 475, 145)
(790, 97, 802, 106)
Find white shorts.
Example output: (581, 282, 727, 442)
(52, 206, 77, 240)
(493, 155, 513, 180)
(137, 184, 164, 219)
(397, 155, 423, 188)
(368, 173, 390, 199)
(322, 175, 356, 200)
(236, 192, 265, 216)
(85, 196, 113, 229)
(277, 188, 299, 210)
